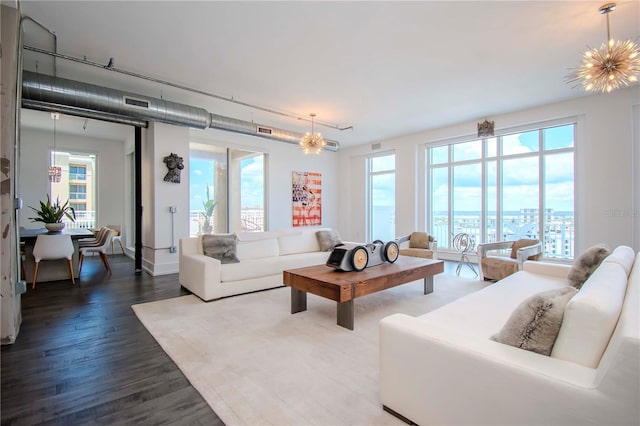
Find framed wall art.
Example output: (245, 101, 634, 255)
(292, 171, 321, 227)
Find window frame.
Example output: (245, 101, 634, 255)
(366, 151, 396, 242)
(425, 118, 576, 259)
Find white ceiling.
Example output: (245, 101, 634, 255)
(16, 1, 640, 148)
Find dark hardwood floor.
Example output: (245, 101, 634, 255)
(1, 254, 223, 425)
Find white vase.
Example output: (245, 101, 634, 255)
(45, 222, 65, 232)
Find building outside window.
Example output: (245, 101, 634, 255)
(426, 122, 575, 259)
(69, 165, 87, 181)
(50, 153, 96, 229)
(69, 184, 87, 201)
(367, 153, 396, 241)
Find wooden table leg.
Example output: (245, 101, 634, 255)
(291, 287, 307, 314)
(337, 300, 354, 330)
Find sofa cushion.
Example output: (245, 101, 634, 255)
(510, 239, 541, 260)
(236, 230, 280, 242)
(551, 261, 628, 368)
(409, 232, 433, 249)
(220, 251, 329, 282)
(278, 230, 321, 255)
(602, 245, 636, 276)
(316, 229, 342, 251)
(567, 244, 610, 289)
(236, 238, 279, 260)
(202, 233, 239, 264)
(490, 286, 577, 356)
(418, 270, 570, 338)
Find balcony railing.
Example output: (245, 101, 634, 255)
(189, 208, 265, 236)
(431, 212, 574, 259)
(63, 210, 95, 229)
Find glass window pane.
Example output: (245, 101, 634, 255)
(430, 145, 448, 164)
(543, 152, 574, 258)
(485, 160, 497, 243)
(430, 167, 448, 248)
(368, 154, 395, 241)
(190, 146, 228, 236)
(502, 130, 539, 156)
(371, 154, 394, 172)
(452, 163, 481, 246)
(453, 140, 481, 162)
(50, 152, 95, 229)
(486, 137, 497, 157)
(370, 172, 395, 241)
(501, 157, 539, 240)
(239, 152, 265, 232)
(543, 124, 575, 150)
(70, 203, 85, 212)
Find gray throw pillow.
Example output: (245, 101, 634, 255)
(567, 244, 610, 289)
(202, 233, 239, 264)
(316, 230, 342, 252)
(490, 287, 578, 356)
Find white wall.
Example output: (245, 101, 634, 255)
(338, 86, 640, 254)
(18, 128, 126, 230)
(141, 122, 190, 275)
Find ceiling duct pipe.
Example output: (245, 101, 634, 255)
(21, 71, 339, 151)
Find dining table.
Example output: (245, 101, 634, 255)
(20, 227, 95, 284)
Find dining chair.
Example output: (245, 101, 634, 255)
(111, 233, 124, 255)
(105, 225, 125, 254)
(32, 234, 75, 289)
(79, 228, 115, 275)
(78, 226, 108, 248)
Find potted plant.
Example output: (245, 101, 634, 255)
(29, 194, 76, 232)
(201, 186, 216, 234)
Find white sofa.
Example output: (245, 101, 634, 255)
(380, 246, 639, 425)
(179, 228, 333, 301)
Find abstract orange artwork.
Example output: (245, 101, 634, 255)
(292, 171, 322, 227)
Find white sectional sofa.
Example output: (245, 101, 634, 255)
(380, 246, 639, 425)
(179, 228, 334, 301)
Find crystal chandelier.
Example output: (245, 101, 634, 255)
(299, 113, 326, 155)
(568, 3, 640, 93)
(48, 112, 62, 183)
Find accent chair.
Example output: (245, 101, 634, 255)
(477, 238, 542, 281)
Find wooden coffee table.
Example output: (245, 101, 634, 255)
(283, 256, 444, 330)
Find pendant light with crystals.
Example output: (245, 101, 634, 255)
(299, 113, 326, 155)
(568, 3, 640, 93)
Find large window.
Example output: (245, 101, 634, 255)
(238, 153, 265, 231)
(190, 143, 266, 236)
(50, 152, 96, 229)
(427, 122, 575, 259)
(367, 153, 395, 241)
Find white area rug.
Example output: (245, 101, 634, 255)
(132, 275, 488, 425)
